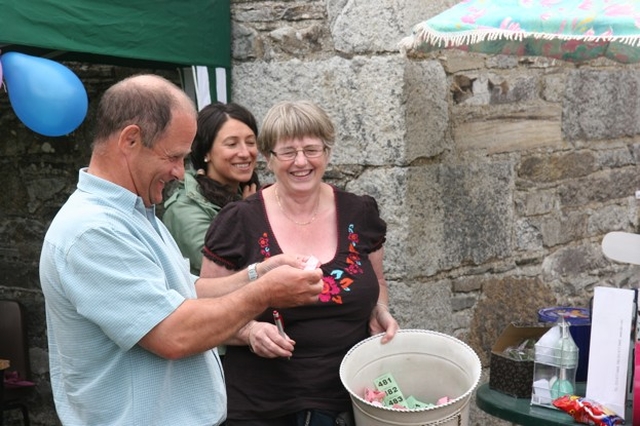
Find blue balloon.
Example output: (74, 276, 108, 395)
(0, 52, 88, 137)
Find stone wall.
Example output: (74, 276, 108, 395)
(230, 1, 640, 424)
(2, 0, 640, 425)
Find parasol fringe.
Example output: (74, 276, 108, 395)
(399, 21, 640, 54)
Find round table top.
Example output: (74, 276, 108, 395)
(475, 382, 582, 426)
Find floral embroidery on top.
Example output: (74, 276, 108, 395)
(259, 232, 271, 258)
(320, 223, 363, 304)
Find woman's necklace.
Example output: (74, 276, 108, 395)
(274, 186, 319, 226)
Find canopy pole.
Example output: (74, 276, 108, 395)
(181, 66, 228, 109)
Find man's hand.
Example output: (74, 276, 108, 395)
(260, 265, 323, 308)
(258, 253, 321, 276)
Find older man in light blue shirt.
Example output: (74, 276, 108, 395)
(40, 169, 226, 425)
(39, 74, 323, 426)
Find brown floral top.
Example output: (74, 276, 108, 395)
(203, 184, 386, 420)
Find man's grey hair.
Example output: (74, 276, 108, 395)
(92, 74, 196, 148)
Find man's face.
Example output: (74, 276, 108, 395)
(130, 111, 197, 207)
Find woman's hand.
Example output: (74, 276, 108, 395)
(369, 303, 399, 344)
(242, 183, 258, 199)
(246, 321, 295, 358)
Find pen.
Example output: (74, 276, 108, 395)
(273, 310, 286, 337)
(273, 310, 290, 360)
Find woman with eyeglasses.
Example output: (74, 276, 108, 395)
(200, 100, 399, 426)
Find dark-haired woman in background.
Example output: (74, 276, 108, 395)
(163, 102, 260, 276)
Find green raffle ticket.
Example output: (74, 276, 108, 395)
(374, 373, 430, 409)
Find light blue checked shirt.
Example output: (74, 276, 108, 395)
(39, 169, 226, 426)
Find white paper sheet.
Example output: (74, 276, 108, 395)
(586, 286, 635, 419)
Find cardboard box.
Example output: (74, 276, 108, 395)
(489, 323, 550, 398)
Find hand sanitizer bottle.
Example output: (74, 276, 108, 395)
(532, 315, 579, 408)
(550, 316, 578, 399)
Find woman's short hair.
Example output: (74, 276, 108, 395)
(258, 100, 335, 154)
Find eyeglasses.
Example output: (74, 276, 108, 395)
(269, 146, 326, 161)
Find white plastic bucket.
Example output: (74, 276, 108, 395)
(339, 329, 482, 426)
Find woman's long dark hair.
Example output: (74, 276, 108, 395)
(190, 102, 260, 207)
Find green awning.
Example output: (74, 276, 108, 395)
(0, 0, 230, 69)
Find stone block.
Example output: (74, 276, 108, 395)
(559, 168, 640, 207)
(452, 294, 476, 312)
(514, 219, 544, 252)
(595, 147, 635, 169)
(345, 167, 409, 278)
(403, 60, 449, 161)
(455, 118, 563, 154)
(564, 69, 640, 141)
(390, 278, 456, 334)
(519, 151, 597, 183)
(587, 202, 638, 235)
(541, 72, 566, 103)
(485, 54, 519, 69)
(538, 211, 588, 247)
(441, 52, 487, 73)
(368, 163, 515, 278)
(329, 0, 439, 54)
(233, 56, 440, 166)
(452, 276, 484, 293)
(516, 189, 557, 216)
(541, 243, 610, 282)
(232, 23, 261, 60)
